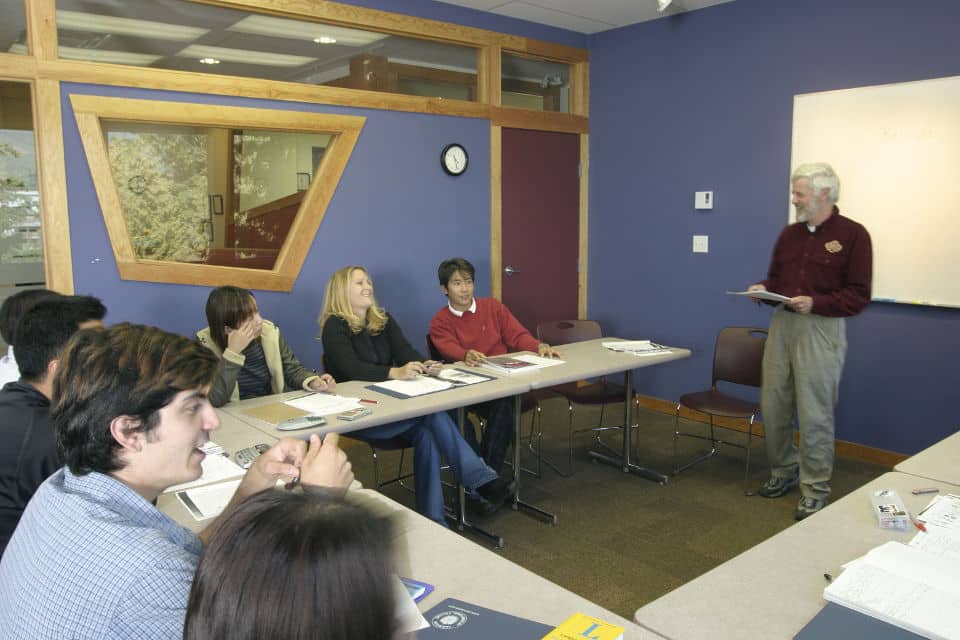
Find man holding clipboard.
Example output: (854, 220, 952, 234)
(747, 163, 872, 520)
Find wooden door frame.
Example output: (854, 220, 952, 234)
(490, 125, 589, 320)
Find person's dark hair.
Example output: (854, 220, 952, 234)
(437, 257, 476, 287)
(53, 323, 219, 475)
(15, 298, 104, 382)
(184, 490, 397, 640)
(0, 288, 63, 346)
(65, 294, 107, 324)
(205, 286, 258, 351)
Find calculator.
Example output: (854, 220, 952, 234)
(234, 443, 270, 469)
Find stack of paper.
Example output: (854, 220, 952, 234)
(163, 441, 244, 494)
(480, 354, 565, 375)
(602, 340, 672, 356)
(284, 393, 360, 415)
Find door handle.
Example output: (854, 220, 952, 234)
(503, 265, 520, 276)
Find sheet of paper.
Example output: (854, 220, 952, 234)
(392, 574, 429, 632)
(602, 340, 672, 356)
(434, 367, 489, 385)
(916, 493, 960, 530)
(163, 447, 245, 494)
(371, 376, 452, 398)
(284, 393, 360, 415)
(726, 289, 792, 303)
(176, 479, 242, 520)
(511, 354, 565, 369)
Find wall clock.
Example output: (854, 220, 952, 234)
(441, 143, 468, 176)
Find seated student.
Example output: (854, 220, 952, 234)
(429, 257, 560, 473)
(0, 295, 107, 554)
(197, 286, 335, 407)
(184, 490, 396, 640)
(319, 265, 516, 522)
(0, 323, 354, 639)
(0, 288, 63, 388)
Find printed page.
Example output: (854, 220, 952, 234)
(371, 376, 452, 398)
(511, 354, 565, 368)
(434, 367, 489, 385)
(726, 289, 792, 303)
(285, 393, 360, 415)
(176, 479, 242, 520)
(602, 340, 672, 356)
(163, 447, 244, 494)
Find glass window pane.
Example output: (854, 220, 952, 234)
(501, 52, 571, 113)
(54, 0, 478, 100)
(0, 0, 28, 56)
(0, 81, 45, 308)
(104, 121, 333, 270)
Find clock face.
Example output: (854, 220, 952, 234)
(441, 144, 468, 176)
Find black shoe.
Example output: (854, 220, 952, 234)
(475, 476, 517, 506)
(756, 475, 799, 498)
(465, 494, 498, 517)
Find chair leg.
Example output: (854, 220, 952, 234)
(526, 401, 574, 478)
(672, 411, 721, 475)
(744, 415, 755, 485)
(369, 444, 381, 488)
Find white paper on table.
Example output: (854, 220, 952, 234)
(726, 289, 792, 303)
(163, 448, 245, 494)
(435, 367, 489, 385)
(602, 340, 672, 356)
(916, 494, 960, 530)
(371, 376, 452, 397)
(176, 479, 242, 520)
(824, 540, 960, 640)
(284, 393, 361, 415)
(510, 354, 565, 369)
(392, 574, 429, 632)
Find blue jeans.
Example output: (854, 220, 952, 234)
(350, 411, 497, 525)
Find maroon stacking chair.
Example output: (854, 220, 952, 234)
(673, 326, 767, 483)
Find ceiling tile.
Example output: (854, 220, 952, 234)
(490, 2, 617, 34)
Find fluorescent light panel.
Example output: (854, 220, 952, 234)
(8, 42, 160, 66)
(177, 45, 315, 68)
(228, 15, 387, 47)
(55, 10, 208, 41)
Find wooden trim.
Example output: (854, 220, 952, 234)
(0, 53, 38, 80)
(572, 61, 589, 117)
(25, 0, 57, 61)
(490, 124, 502, 300)
(69, 95, 365, 291)
(492, 107, 588, 134)
(515, 39, 589, 64)
(578, 133, 588, 319)
(33, 79, 73, 293)
(635, 394, 908, 467)
(478, 46, 501, 106)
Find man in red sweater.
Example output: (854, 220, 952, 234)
(429, 257, 560, 477)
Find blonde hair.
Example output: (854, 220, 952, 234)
(318, 266, 389, 335)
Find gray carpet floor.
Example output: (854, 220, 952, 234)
(343, 397, 888, 620)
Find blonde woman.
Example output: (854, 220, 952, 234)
(319, 266, 515, 523)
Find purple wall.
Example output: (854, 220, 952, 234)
(588, 0, 960, 454)
(63, 83, 492, 368)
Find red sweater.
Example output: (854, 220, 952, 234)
(429, 297, 540, 362)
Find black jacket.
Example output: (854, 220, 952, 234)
(321, 314, 423, 382)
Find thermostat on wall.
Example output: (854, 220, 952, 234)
(695, 191, 714, 210)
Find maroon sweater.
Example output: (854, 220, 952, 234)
(429, 297, 540, 362)
(761, 207, 872, 317)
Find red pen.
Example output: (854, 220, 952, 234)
(359, 398, 379, 405)
(912, 517, 927, 532)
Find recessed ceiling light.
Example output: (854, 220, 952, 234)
(55, 10, 208, 41)
(199, 57, 220, 65)
(313, 36, 337, 45)
(228, 15, 386, 47)
(178, 45, 315, 68)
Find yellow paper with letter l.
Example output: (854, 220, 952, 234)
(542, 613, 624, 640)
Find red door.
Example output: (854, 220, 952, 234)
(501, 128, 580, 335)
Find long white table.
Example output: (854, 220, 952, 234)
(894, 429, 960, 484)
(157, 410, 665, 639)
(633, 471, 959, 640)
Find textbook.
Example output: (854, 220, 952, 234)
(417, 598, 551, 638)
(542, 613, 624, 640)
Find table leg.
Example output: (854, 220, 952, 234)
(511, 394, 557, 524)
(449, 406, 504, 548)
(587, 370, 669, 484)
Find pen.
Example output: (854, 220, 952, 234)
(912, 487, 939, 495)
(359, 398, 379, 405)
(823, 573, 832, 583)
(912, 517, 927, 533)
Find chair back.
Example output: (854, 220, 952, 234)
(425, 334, 443, 361)
(712, 327, 767, 388)
(537, 320, 603, 345)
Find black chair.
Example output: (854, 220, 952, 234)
(535, 320, 632, 476)
(673, 326, 767, 483)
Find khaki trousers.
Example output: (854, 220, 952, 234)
(761, 307, 846, 499)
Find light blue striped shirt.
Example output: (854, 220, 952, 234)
(0, 468, 201, 639)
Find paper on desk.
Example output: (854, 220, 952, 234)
(726, 289, 792, 303)
(392, 574, 429, 632)
(285, 393, 360, 415)
(372, 376, 452, 397)
(824, 540, 960, 640)
(163, 443, 245, 494)
(435, 367, 490, 385)
(910, 494, 960, 561)
(176, 479, 242, 520)
(511, 354, 565, 369)
(602, 340, 672, 356)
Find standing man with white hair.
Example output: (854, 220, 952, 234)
(748, 162, 872, 520)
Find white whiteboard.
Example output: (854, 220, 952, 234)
(791, 75, 960, 308)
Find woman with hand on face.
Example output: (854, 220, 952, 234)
(319, 266, 515, 524)
(197, 286, 335, 408)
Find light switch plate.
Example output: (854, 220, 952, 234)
(693, 235, 709, 253)
(695, 191, 714, 209)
